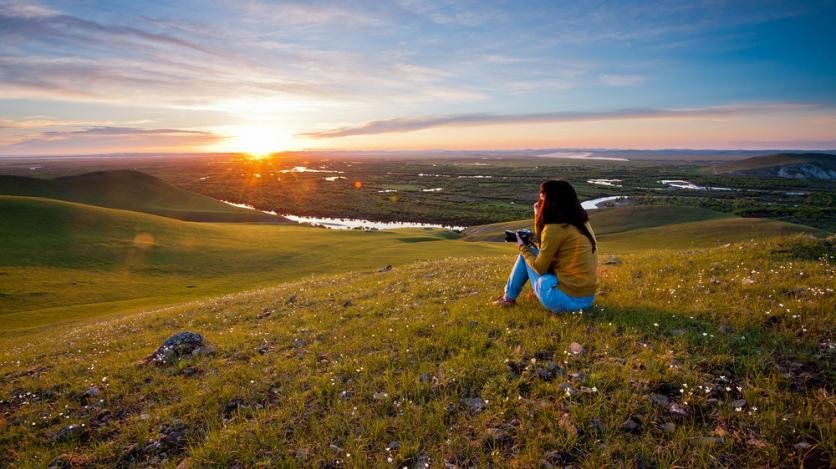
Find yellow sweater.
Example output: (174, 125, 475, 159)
(520, 222, 598, 297)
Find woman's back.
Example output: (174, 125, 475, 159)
(537, 221, 597, 297)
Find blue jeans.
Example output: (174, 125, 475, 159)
(504, 247, 595, 313)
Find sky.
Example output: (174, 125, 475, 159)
(1, 0, 835, 156)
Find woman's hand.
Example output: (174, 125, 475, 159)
(515, 233, 526, 248)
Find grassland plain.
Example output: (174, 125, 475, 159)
(0, 234, 832, 467)
(0, 196, 508, 335)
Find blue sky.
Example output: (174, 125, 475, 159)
(1, 0, 835, 154)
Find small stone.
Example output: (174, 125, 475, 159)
(701, 436, 724, 446)
(558, 382, 575, 396)
(339, 390, 353, 401)
(53, 424, 86, 443)
(144, 332, 208, 366)
(485, 427, 511, 445)
(257, 340, 270, 354)
(651, 394, 669, 407)
(461, 397, 486, 412)
(731, 399, 747, 409)
(534, 362, 560, 381)
(377, 265, 392, 272)
(342, 300, 352, 307)
(802, 447, 831, 469)
(79, 386, 100, 403)
(386, 440, 401, 452)
(668, 402, 688, 417)
(568, 342, 584, 355)
(412, 451, 430, 469)
(794, 442, 813, 451)
(671, 329, 687, 337)
(620, 416, 642, 433)
(418, 373, 432, 384)
(256, 309, 272, 319)
(717, 325, 734, 334)
(292, 338, 308, 348)
(372, 392, 389, 401)
(540, 450, 573, 469)
(603, 256, 622, 265)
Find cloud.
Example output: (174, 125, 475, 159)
(299, 103, 820, 138)
(1, 126, 225, 155)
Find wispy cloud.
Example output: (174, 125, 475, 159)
(300, 103, 820, 138)
(1, 125, 224, 155)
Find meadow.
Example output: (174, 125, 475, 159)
(0, 156, 832, 467)
(0, 234, 832, 467)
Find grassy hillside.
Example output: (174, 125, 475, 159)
(0, 170, 280, 222)
(460, 205, 815, 244)
(0, 235, 832, 467)
(712, 152, 836, 177)
(0, 196, 507, 334)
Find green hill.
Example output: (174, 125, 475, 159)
(0, 196, 507, 334)
(711, 152, 836, 179)
(0, 170, 281, 222)
(0, 234, 832, 467)
(459, 205, 808, 245)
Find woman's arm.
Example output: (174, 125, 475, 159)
(520, 224, 563, 274)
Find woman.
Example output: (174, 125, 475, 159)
(495, 180, 598, 312)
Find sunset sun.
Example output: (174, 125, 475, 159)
(225, 126, 293, 159)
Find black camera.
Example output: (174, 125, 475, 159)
(505, 229, 534, 244)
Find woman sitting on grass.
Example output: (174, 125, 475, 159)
(495, 179, 598, 312)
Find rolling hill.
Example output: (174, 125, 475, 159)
(460, 205, 819, 245)
(0, 195, 508, 334)
(0, 170, 282, 222)
(711, 152, 836, 179)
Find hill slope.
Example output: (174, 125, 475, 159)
(712, 152, 836, 179)
(460, 205, 818, 245)
(0, 170, 281, 222)
(0, 235, 832, 467)
(0, 196, 507, 333)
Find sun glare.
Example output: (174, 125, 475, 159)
(225, 126, 293, 159)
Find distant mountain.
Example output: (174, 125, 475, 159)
(712, 153, 836, 179)
(0, 170, 283, 222)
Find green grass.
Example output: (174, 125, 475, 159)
(0, 235, 832, 467)
(0, 170, 278, 222)
(460, 205, 817, 245)
(0, 196, 507, 335)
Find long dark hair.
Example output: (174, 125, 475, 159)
(535, 180, 597, 252)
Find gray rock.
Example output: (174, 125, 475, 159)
(145, 332, 209, 366)
(558, 382, 575, 395)
(651, 394, 669, 407)
(620, 416, 642, 433)
(79, 386, 100, 403)
(568, 342, 585, 355)
(534, 362, 561, 381)
(377, 265, 393, 272)
(668, 402, 688, 417)
(53, 424, 86, 443)
(461, 397, 486, 412)
(660, 422, 676, 433)
(386, 440, 401, 452)
(339, 390, 353, 401)
(731, 399, 747, 409)
(603, 256, 622, 265)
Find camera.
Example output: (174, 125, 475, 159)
(505, 229, 534, 244)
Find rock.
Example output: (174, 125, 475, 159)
(671, 328, 687, 337)
(558, 382, 575, 396)
(79, 386, 100, 403)
(568, 342, 585, 355)
(292, 338, 308, 348)
(377, 265, 392, 272)
(418, 373, 432, 384)
(603, 256, 622, 265)
(731, 399, 747, 409)
(372, 392, 389, 401)
(568, 371, 587, 381)
(256, 309, 272, 319)
(342, 300, 352, 308)
(386, 440, 401, 452)
(144, 332, 209, 366)
(180, 366, 200, 377)
(700, 436, 724, 446)
(257, 340, 270, 355)
(412, 451, 430, 469)
(620, 416, 642, 434)
(540, 450, 574, 468)
(285, 295, 297, 305)
(54, 424, 86, 443)
(224, 398, 245, 417)
(668, 402, 688, 417)
(534, 362, 561, 381)
(461, 397, 486, 412)
(143, 421, 188, 455)
(339, 390, 353, 401)
(795, 442, 813, 451)
(484, 427, 511, 445)
(651, 394, 669, 407)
